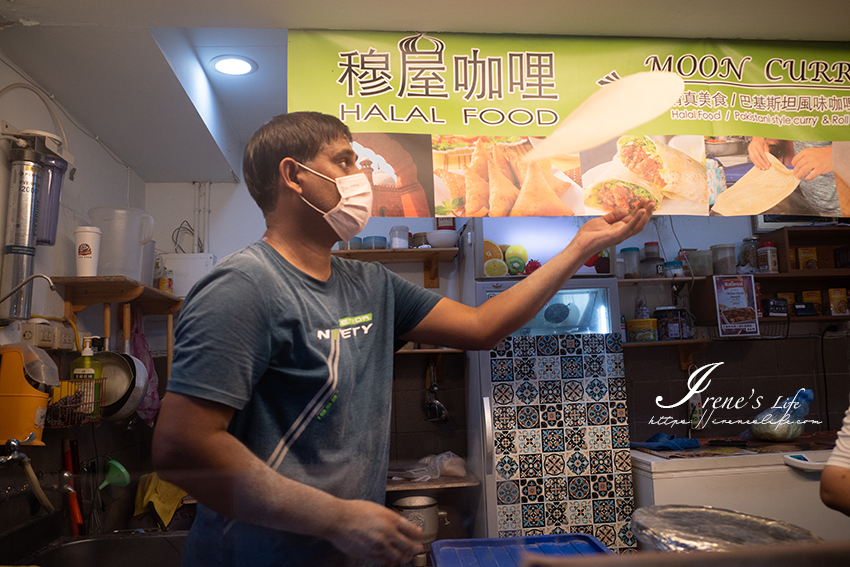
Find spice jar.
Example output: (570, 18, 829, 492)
(710, 243, 736, 275)
(644, 241, 661, 259)
(758, 241, 779, 273)
(389, 226, 409, 249)
(738, 236, 760, 272)
(621, 247, 640, 279)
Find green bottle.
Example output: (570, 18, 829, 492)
(70, 336, 104, 419)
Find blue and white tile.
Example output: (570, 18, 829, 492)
(520, 478, 545, 503)
(495, 430, 517, 455)
(605, 353, 625, 378)
(584, 377, 609, 402)
(581, 334, 606, 355)
(521, 503, 546, 528)
(593, 522, 617, 546)
(582, 354, 605, 378)
(589, 450, 613, 474)
(519, 454, 543, 478)
(608, 377, 627, 401)
(567, 475, 590, 500)
(605, 332, 623, 353)
(617, 521, 637, 549)
(539, 404, 563, 428)
(565, 451, 590, 476)
(535, 335, 561, 357)
(560, 356, 583, 379)
(496, 455, 519, 480)
(611, 425, 630, 449)
(562, 379, 584, 402)
(568, 500, 593, 526)
(497, 504, 521, 531)
(515, 380, 539, 405)
(497, 480, 520, 505)
(610, 401, 628, 425)
(490, 358, 514, 382)
(565, 427, 587, 451)
(493, 406, 516, 430)
(559, 335, 583, 355)
(586, 402, 609, 426)
(540, 428, 565, 453)
(490, 336, 513, 358)
(613, 449, 631, 473)
(563, 403, 587, 427)
(586, 426, 612, 450)
(590, 474, 615, 498)
(545, 501, 568, 527)
(513, 335, 537, 357)
(516, 429, 541, 454)
(543, 476, 568, 501)
(493, 383, 515, 406)
(516, 405, 540, 429)
(513, 357, 537, 380)
(534, 356, 560, 380)
(538, 380, 562, 404)
(592, 499, 616, 524)
(542, 453, 566, 477)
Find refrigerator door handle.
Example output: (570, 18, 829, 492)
(483, 396, 494, 473)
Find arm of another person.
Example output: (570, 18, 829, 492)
(402, 202, 653, 351)
(153, 392, 422, 566)
(821, 465, 850, 516)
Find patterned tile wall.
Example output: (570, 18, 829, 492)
(489, 332, 636, 554)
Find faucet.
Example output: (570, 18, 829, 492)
(0, 434, 34, 466)
(43, 470, 76, 494)
(0, 274, 57, 307)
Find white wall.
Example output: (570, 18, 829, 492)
(0, 58, 146, 339)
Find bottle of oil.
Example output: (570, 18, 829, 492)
(70, 336, 103, 419)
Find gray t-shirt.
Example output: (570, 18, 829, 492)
(167, 241, 441, 567)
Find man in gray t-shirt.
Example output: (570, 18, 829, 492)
(153, 112, 653, 567)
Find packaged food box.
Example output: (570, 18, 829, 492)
(829, 288, 849, 316)
(626, 318, 658, 342)
(798, 247, 818, 270)
(777, 292, 796, 305)
(802, 290, 823, 315)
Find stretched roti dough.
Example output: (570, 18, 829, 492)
(525, 72, 685, 160)
(711, 153, 800, 216)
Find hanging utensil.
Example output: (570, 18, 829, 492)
(423, 358, 449, 422)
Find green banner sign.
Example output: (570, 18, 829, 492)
(288, 31, 850, 218)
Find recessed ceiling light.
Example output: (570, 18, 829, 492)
(211, 55, 257, 76)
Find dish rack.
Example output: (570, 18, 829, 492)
(46, 378, 105, 428)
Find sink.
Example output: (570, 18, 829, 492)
(17, 531, 187, 567)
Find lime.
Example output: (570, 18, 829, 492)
(482, 239, 503, 262)
(484, 259, 509, 277)
(506, 256, 526, 275)
(505, 245, 528, 265)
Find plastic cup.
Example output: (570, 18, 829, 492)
(75, 226, 102, 277)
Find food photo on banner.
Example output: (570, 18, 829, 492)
(287, 30, 850, 219)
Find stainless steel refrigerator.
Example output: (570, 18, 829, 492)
(459, 219, 636, 553)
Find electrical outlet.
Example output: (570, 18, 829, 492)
(35, 323, 54, 348)
(21, 321, 36, 344)
(53, 324, 76, 350)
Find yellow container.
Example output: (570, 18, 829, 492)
(777, 292, 796, 305)
(0, 348, 49, 446)
(626, 319, 658, 342)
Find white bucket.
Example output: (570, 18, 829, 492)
(88, 207, 154, 282)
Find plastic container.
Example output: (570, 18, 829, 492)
(337, 237, 362, 250)
(758, 241, 779, 273)
(362, 236, 387, 249)
(644, 241, 661, 259)
(615, 257, 626, 279)
(36, 156, 69, 246)
(620, 247, 640, 279)
(70, 337, 104, 419)
(389, 225, 409, 249)
(663, 261, 684, 278)
(411, 232, 428, 248)
(738, 236, 760, 272)
(431, 534, 612, 567)
(88, 207, 154, 281)
(640, 256, 665, 278)
(0, 344, 58, 446)
(689, 250, 714, 276)
(710, 243, 736, 275)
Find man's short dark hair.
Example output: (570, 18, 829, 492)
(243, 112, 352, 216)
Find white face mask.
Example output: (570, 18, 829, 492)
(295, 162, 373, 242)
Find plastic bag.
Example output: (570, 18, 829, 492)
(387, 451, 466, 482)
(748, 388, 814, 442)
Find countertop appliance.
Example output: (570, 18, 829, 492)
(631, 448, 850, 542)
(459, 219, 634, 551)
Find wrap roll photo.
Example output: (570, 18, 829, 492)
(584, 162, 663, 214)
(617, 135, 708, 203)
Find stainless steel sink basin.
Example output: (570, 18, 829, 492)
(19, 531, 187, 567)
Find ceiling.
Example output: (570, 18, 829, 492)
(0, 0, 848, 184)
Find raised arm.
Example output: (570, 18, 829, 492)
(403, 202, 653, 351)
(152, 392, 423, 566)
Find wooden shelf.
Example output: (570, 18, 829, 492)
(386, 470, 479, 492)
(396, 348, 464, 355)
(51, 276, 182, 316)
(331, 247, 458, 288)
(623, 339, 711, 370)
(618, 277, 708, 285)
(759, 315, 850, 324)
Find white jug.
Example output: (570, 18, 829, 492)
(88, 207, 154, 282)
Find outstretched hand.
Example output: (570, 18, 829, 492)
(572, 200, 654, 261)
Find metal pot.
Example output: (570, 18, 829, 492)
(390, 496, 447, 545)
(95, 351, 148, 421)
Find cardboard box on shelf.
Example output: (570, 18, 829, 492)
(797, 247, 818, 270)
(829, 288, 848, 316)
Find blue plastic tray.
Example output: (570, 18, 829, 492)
(431, 533, 613, 567)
